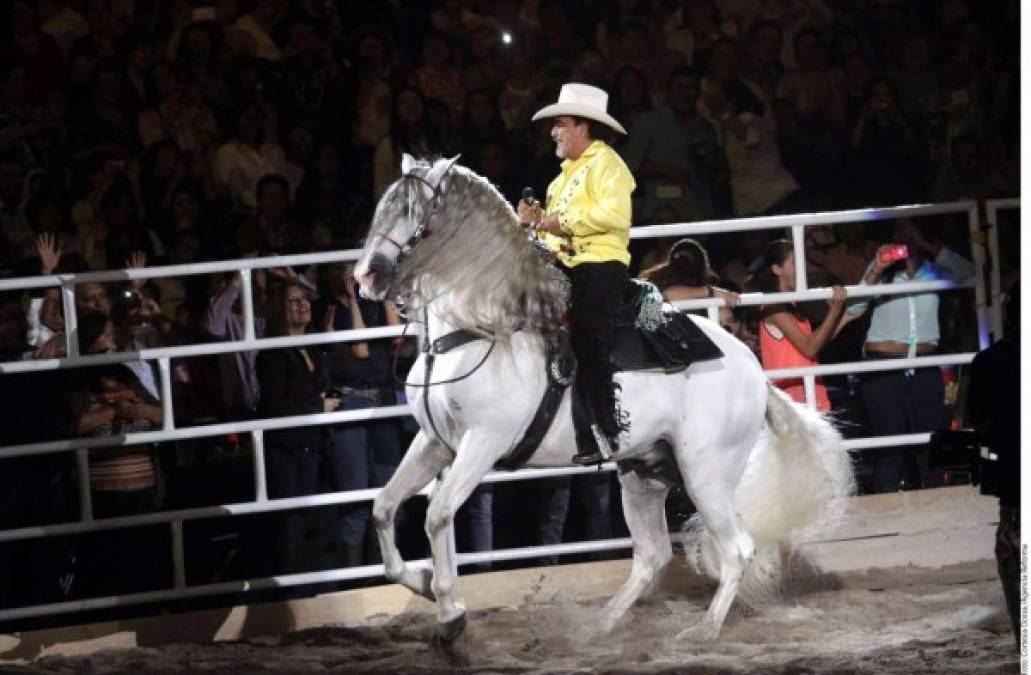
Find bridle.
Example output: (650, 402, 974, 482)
(371, 164, 454, 261)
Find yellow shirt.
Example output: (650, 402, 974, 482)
(542, 140, 636, 267)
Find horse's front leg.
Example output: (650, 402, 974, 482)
(423, 430, 499, 641)
(372, 431, 452, 600)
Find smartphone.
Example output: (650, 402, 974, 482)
(879, 244, 909, 264)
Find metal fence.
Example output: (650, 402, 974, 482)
(0, 198, 1009, 624)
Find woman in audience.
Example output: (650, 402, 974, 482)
(747, 238, 853, 410)
(255, 280, 338, 573)
(642, 237, 740, 311)
(316, 262, 403, 567)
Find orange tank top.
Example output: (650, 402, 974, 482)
(759, 311, 831, 412)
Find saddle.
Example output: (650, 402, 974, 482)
(423, 281, 724, 471)
(610, 280, 724, 374)
(493, 280, 723, 470)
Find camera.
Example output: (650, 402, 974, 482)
(928, 429, 999, 497)
(879, 244, 909, 264)
(112, 289, 142, 322)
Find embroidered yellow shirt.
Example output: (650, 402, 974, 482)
(542, 140, 636, 267)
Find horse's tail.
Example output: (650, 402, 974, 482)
(683, 384, 855, 607)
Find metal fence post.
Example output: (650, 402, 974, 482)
(61, 281, 78, 359)
(158, 357, 175, 431)
(239, 268, 256, 343)
(966, 203, 990, 349)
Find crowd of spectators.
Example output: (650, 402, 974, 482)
(0, 0, 1020, 613)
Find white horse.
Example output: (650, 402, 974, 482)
(354, 154, 854, 642)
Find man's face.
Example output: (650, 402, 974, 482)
(78, 282, 112, 317)
(669, 75, 700, 115)
(551, 116, 586, 159)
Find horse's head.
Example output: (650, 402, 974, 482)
(354, 153, 461, 300)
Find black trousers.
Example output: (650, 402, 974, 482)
(859, 362, 946, 492)
(560, 261, 630, 448)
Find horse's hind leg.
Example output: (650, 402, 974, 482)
(423, 430, 499, 638)
(373, 431, 451, 601)
(599, 469, 672, 634)
(677, 452, 756, 642)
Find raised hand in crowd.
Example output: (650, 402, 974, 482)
(862, 243, 907, 284)
(125, 250, 147, 270)
(35, 233, 62, 275)
(125, 250, 148, 291)
(894, 218, 943, 257)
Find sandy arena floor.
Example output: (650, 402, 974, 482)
(0, 557, 1018, 675)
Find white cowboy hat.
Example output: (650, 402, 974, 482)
(532, 82, 627, 134)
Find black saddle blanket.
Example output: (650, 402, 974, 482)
(611, 311, 723, 373)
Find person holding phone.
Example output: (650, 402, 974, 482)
(846, 218, 975, 492)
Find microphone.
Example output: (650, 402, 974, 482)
(521, 187, 535, 205)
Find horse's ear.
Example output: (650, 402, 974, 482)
(400, 153, 418, 175)
(426, 154, 461, 188)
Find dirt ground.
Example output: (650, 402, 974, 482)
(0, 557, 1018, 675)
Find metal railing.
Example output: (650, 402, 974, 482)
(0, 198, 1008, 625)
(984, 198, 1020, 339)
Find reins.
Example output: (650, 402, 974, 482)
(390, 307, 497, 454)
(390, 310, 497, 390)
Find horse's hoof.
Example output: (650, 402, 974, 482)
(676, 621, 720, 642)
(436, 611, 467, 644)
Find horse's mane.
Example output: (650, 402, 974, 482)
(372, 158, 568, 339)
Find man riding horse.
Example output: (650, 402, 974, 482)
(517, 83, 636, 466)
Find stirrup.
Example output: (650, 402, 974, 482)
(571, 426, 615, 466)
(571, 450, 607, 466)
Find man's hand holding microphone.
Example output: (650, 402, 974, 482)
(517, 187, 564, 236)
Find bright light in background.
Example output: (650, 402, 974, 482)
(501, 31, 513, 45)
